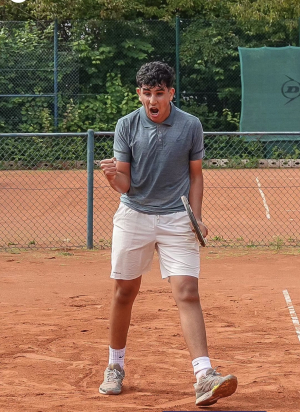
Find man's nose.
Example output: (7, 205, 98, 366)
(149, 94, 157, 104)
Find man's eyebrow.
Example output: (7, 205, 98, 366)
(141, 86, 165, 91)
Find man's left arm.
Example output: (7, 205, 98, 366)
(189, 159, 208, 238)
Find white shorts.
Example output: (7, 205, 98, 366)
(111, 203, 200, 280)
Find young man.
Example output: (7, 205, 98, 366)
(99, 61, 237, 407)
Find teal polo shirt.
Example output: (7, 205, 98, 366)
(113, 102, 205, 214)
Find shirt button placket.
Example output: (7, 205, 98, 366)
(157, 126, 163, 149)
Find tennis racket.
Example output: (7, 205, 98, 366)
(181, 195, 206, 247)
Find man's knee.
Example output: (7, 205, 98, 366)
(113, 278, 141, 305)
(172, 277, 200, 304)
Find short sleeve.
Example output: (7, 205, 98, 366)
(113, 119, 132, 163)
(189, 119, 205, 161)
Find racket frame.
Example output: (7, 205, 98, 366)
(181, 195, 206, 247)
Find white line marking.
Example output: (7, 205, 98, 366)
(256, 177, 271, 219)
(283, 290, 300, 342)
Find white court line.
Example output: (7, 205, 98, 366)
(283, 290, 300, 342)
(255, 177, 271, 219)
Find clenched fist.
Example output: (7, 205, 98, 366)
(100, 157, 117, 177)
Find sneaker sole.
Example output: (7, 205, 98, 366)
(196, 375, 238, 406)
(99, 387, 122, 395)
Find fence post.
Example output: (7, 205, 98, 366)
(175, 15, 181, 109)
(54, 19, 59, 131)
(87, 129, 94, 249)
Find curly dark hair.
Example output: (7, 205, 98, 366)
(136, 61, 175, 89)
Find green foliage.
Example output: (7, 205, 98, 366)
(204, 134, 264, 159)
(269, 144, 300, 159)
(228, 0, 300, 22)
(0, 20, 143, 137)
(1, 0, 140, 21)
(59, 73, 140, 132)
(0, 13, 299, 164)
(0, 134, 87, 168)
(179, 19, 242, 131)
(269, 236, 285, 251)
(179, 16, 298, 131)
(1, 17, 299, 135)
(95, 138, 114, 159)
(10, 0, 299, 22)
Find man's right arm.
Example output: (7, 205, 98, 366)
(100, 158, 131, 194)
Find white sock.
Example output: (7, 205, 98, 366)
(192, 356, 212, 381)
(109, 346, 126, 368)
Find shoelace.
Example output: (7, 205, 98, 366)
(106, 369, 121, 382)
(209, 367, 221, 377)
(204, 368, 222, 386)
(195, 367, 222, 393)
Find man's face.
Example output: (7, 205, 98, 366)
(137, 84, 175, 123)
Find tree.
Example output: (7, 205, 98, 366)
(1, 0, 299, 132)
(1, 0, 138, 21)
(0, 0, 231, 21)
(228, 0, 300, 22)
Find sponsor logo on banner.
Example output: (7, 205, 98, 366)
(281, 75, 300, 104)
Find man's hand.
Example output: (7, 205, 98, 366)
(100, 158, 131, 194)
(100, 158, 117, 178)
(191, 220, 208, 238)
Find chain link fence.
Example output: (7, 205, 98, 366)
(203, 132, 300, 248)
(1, 19, 299, 133)
(1, 19, 300, 249)
(0, 131, 117, 250)
(0, 21, 79, 133)
(0, 132, 88, 249)
(0, 131, 299, 250)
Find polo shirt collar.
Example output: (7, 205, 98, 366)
(140, 102, 176, 127)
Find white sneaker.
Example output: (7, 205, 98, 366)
(194, 367, 237, 406)
(99, 363, 125, 395)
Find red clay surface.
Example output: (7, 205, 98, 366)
(1, 248, 300, 412)
(1, 168, 299, 249)
(204, 168, 300, 245)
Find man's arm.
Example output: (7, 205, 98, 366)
(100, 158, 131, 194)
(189, 159, 208, 237)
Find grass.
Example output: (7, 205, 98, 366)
(98, 238, 112, 248)
(211, 235, 225, 242)
(246, 241, 257, 248)
(269, 236, 285, 251)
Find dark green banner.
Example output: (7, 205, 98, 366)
(239, 46, 300, 132)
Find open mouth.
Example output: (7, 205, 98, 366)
(150, 107, 159, 115)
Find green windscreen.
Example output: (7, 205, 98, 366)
(239, 46, 300, 132)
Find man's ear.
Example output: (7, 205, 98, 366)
(169, 88, 175, 101)
(136, 88, 142, 102)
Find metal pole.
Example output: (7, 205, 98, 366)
(175, 15, 181, 109)
(54, 19, 58, 131)
(87, 129, 94, 249)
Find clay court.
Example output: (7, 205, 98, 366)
(1, 167, 300, 248)
(1, 247, 300, 412)
(1, 166, 300, 411)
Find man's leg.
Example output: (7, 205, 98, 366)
(99, 276, 141, 395)
(169, 275, 237, 406)
(109, 276, 142, 349)
(169, 275, 208, 359)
